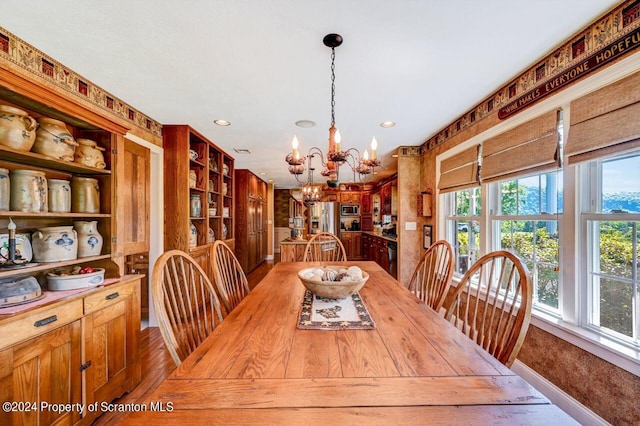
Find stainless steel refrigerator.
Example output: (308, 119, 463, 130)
(308, 202, 340, 236)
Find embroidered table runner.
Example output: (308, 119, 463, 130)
(297, 290, 375, 330)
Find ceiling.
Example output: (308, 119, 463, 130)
(1, 1, 621, 188)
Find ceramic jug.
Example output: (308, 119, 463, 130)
(32, 117, 78, 161)
(9, 169, 47, 212)
(0, 105, 38, 152)
(189, 221, 197, 247)
(0, 168, 9, 211)
(32, 226, 78, 262)
(71, 177, 100, 213)
(74, 220, 103, 257)
(47, 178, 71, 213)
(74, 138, 106, 169)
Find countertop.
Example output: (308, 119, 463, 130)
(362, 231, 397, 242)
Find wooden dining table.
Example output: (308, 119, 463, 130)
(123, 261, 577, 425)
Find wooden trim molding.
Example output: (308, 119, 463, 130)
(0, 26, 162, 144)
(421, 0, 640, 154)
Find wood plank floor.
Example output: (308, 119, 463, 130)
(92, 258, 276, 425)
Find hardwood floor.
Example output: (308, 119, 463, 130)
(92, 257, 277, 425)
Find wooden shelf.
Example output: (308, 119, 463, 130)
(0, 254, 111, 279)
(0, 211, 110, 219)
(0, 145, 111, 176)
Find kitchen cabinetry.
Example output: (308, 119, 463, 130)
(360, 191, 373, 231)
(340, 191, 361, 205)
(362, 233, 393, 272)
(280, 241, 306, 262)
(0, 276, 141, 425)
(162, 125, 235, 259)
(340, 232, 362, 260)
(381, 182, 392, 215)
(361, 192, 372, 214)
(321, 191, 339, 202)
(235, 170, 267, 273)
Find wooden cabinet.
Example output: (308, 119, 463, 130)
(361, 233, 393, 272)
(235, 170, 267, 273)
(82, 278, 141, 423)
(321, 191, 339, 202)
(361, 191, 372, 214)
(280, 242, 306, 262)
(381, 182, 392, 215)
(340, 232, 362, 260)
(0, 276, 141, 425)
(0, 71, 153, 280)
(162, 125, 235, 256)
(117, 138, 151, 256)
(340, 191, 361, 205)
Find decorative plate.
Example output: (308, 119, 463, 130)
(0, 234, 33, 263)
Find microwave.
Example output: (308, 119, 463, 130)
(341, 204, 360, 216)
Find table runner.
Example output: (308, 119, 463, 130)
(297, 290, 375, 330)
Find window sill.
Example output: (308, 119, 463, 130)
(531, 310, 640, 377)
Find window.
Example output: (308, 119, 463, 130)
(491, 172, 563, 311)
(582, 154, 640, 347)
(445, 187, 481, 275)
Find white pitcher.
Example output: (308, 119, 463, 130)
(74, 220, 103, 258)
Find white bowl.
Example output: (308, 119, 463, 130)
(46, 267, 105, 290)
(298, 265, 369, 299)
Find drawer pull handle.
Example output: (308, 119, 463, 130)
(80, 360, 92, 372)
(34, 315, 58, 327)
(105, 292, 120, 300)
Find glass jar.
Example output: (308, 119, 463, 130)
(190, 194, 201, 217)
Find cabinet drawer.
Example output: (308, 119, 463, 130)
(84, 281, 137, 315)
(0, 299, 83, 348)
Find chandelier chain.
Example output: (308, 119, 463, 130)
(330, 47, 336, 127)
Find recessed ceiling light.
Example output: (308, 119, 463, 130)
(214, 119, 231, 126)
(259, 172, 266, 176)
(295, 120, 316, 128)
(380, 121, 396, 128)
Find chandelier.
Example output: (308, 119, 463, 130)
(285, 33, 381, 196)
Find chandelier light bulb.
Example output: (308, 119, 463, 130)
(363, 149, 369, 160)
(292, 135, 299, 159)
(371, 137, 377, 160)
(334, 129, 341, 152)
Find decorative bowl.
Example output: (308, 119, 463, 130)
(298, 265, 369, 299)
(46, 267, 105, 290)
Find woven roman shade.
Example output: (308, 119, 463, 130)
(481, 109, 560, 183)
(566, 70, 640, 165)
(438, 145, 480, 193)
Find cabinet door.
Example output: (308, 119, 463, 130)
(83, 280, 141, 422)
(190, 245, 212, 278)
(361, 192, 372, 213)
(0, 321, 82, 426)
(352, 233, 362, 259)
(341, 233, 353, 258)
(322, 192, 338, 202)
(361, 215, 373, 232)
(117, 137, 151, 256)
(280, 244, 298, 262)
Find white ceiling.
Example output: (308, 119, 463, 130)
(1, 0, 620, 187)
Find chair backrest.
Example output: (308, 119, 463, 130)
(211, 240, 250, 314)
(303, 232, 347, 262)
(151, 250, 224, 366)
(443, 250, 532, 367)
(408, 240, 454, 312)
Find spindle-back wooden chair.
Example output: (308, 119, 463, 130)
(151, 250, 224, 366)
(443, 250, 532, 367)
(303, 232, 347, 262)
(407, 240, 454, 312)
(211, 240, 250, 314)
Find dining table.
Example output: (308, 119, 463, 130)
(123, 261, 577, 425)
